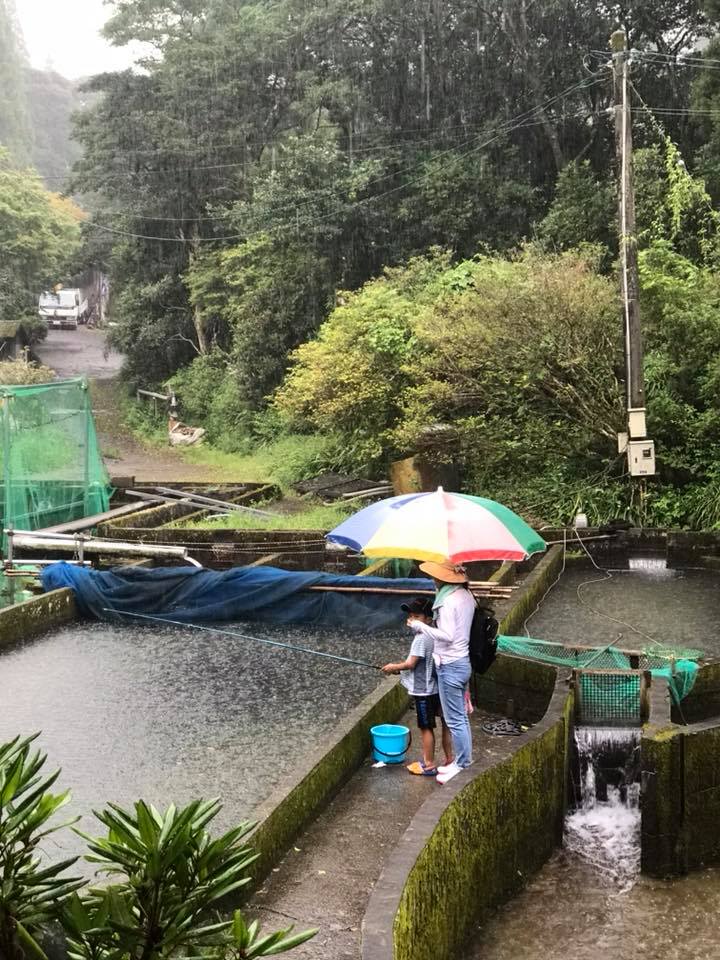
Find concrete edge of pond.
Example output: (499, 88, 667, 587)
(642, 669, 720, 877)
(242, 676, 409, 896)
(360, 544, 570, 960)
(361, 674, 573, 960)
(0, 587, 77, 651)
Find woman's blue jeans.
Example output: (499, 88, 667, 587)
(437, 656, 472, 767)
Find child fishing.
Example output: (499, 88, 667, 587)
(381, 597, 453, 777)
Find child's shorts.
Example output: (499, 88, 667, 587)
(414, 693, 443, 731)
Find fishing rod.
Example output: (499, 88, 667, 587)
(103, 609, 383, 671)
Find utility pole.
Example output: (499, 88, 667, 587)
(611, 29, 655, 477)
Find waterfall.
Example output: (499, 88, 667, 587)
(564, 727, 641, 890)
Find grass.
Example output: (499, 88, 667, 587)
(179, 445, 276, 483)
(121, 398, 339, 488)
(177, 500, 354, 531)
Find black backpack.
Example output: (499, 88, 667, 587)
(468, 603, 499, 675)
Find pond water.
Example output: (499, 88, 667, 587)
(0, 619, 403, 862)
(466, 555, 720, 960)
(526, 556, 720, 658)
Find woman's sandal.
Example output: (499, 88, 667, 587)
(406, 760, 438, 776)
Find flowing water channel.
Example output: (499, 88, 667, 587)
(0, 619, 402, 862)
(466, 555, 720, 960)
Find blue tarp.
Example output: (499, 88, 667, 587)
(41, 562, 435, 630)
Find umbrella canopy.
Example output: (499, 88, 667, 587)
(327, 487, 546, 563)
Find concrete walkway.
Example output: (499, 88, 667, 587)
(248, 708, 525, 959)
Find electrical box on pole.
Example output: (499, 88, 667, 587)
(611, 29, 656, 476)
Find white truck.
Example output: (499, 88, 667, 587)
(38, 288, 89, 330)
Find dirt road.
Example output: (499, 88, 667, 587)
(35, 326, 123, 381)
(36, 327, 228, 483)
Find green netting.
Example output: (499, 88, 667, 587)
(498, 635, 701, 704)
(578, 673, 642, 725)
(0, 378, 111, 547)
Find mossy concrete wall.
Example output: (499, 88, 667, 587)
(642, 662, 720, 877)
(245, 678, 409, 892)
(642, 713, 720, 876)
(475, 654, 558, 724)
(0, 588, 76, 651)
(674, 659, 720, 723)
(362, 679, 573, 960)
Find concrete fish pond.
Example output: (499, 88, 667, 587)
(7, 537, 720, 960)
(459, 550, 720, 960)
(0, 618, 404, 863)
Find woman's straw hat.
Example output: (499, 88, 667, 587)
(419, 560, 469, 583)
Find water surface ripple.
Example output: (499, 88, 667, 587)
(1, 619, 401, 861)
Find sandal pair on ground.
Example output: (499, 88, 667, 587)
(406, 759, 464, 783)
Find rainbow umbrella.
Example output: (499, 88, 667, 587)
(327, 487, 546, 563)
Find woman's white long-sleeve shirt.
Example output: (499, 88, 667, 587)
(409, 587, 475, 665)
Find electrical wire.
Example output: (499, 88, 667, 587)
(81, 72, 609, 243)
(82, 109, 608, 225)
(571, 528, 665, 650)
(590, 48, 720, 72)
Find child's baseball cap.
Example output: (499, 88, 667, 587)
(400, 597, 433, 617)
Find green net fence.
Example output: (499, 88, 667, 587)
(0, 378, 111, 546)
(577, 672, 643, 726)
(498, 635, 701, 705)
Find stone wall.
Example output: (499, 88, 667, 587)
(0, 588, 76, 651)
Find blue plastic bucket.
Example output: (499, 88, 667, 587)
(370, 723, 412, 764)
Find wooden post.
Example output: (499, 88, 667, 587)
(611, 29, 646, 426)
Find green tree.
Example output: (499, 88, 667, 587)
(0, 149, 81, 321)
(0, 0, 30, 163)
(538, 160, 615, 255)
(73, 0, 715, 398)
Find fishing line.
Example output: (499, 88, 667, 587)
(103, 608, 382, 671)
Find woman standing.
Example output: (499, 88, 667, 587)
(408, 559, 475, 784)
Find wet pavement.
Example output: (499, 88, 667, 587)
(248, 709, 523, 960)
(249, 739, 434, 960)
(35, 326, 122, 380)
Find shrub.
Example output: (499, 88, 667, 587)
(0, 735, 317, 960)
(0, 734, 83, 960)
(0, 358, 54, 385)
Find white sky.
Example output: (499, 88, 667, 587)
(15, 0, 139, 79)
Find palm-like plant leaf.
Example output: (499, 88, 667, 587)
(0, 734, 82, 960)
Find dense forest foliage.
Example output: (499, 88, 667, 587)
(6, 0, 720, 523)
(0, 147, 83, 325)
